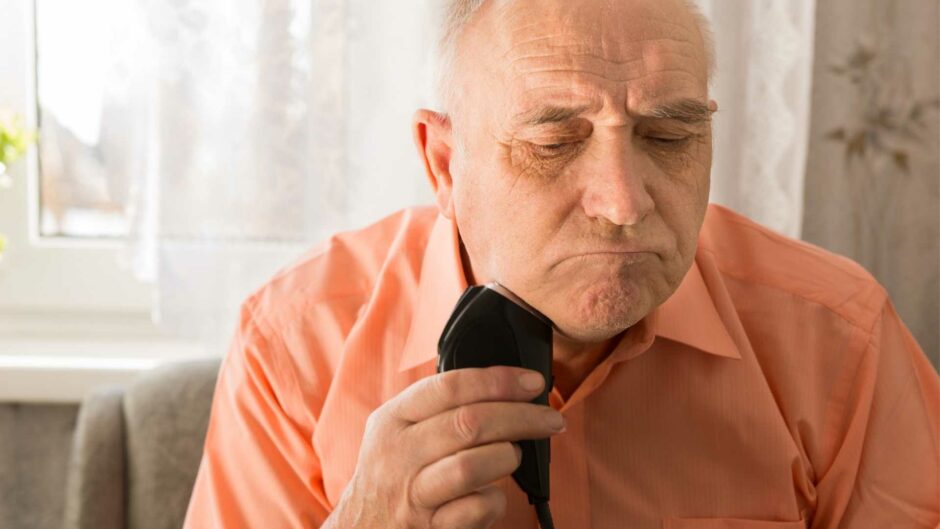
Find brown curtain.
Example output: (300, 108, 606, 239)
(802, 0, 939, 370)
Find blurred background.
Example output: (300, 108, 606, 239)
(0, 1, 937, 528)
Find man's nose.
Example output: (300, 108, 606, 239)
(580, 138, 655, 227)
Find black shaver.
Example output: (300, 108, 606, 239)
(438, 282, 556, 528)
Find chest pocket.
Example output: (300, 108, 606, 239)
(662, 514, 807, 529)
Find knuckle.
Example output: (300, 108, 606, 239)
(395, 497, 426, 529)
(473, 487, 506, 527)
(432, 371, 459, 402)
(485, 368, 506, 398)
(502, 441, 521, 466)
(398, 483, 430, 528)
(490, 487, 507, 519)
(364, 407, 385, 434)
(451, 452, 478, 486)
(407, 475, 430, 510)
(429, 512, 450, 529)
(452, 406, 482, 444)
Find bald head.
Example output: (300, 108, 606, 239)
(434, 0, 715, 114)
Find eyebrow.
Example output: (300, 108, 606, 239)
(511, 98, 713, 127)
(644, 99, 714, 125)
(513, 105, 592, 127)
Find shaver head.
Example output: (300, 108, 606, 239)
(437, 283, 554, 504)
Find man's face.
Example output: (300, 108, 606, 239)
(447, 0, 713, 344)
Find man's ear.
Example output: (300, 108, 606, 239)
(412, 109, 456, 218)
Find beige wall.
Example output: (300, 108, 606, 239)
(803, 0, 939, 370)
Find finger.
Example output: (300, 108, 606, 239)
(389, 366, 547, 424)
(429, 484, 506, 529)
(406, 400, 565, 465)
(412, 441, 521, 509)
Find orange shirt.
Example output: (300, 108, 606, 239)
(184, 204, 940, 529)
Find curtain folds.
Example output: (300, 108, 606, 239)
(124, 0, 435, 351)
(694, 0, 818, 238)
(125, 0, 819, 351)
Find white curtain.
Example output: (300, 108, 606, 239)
(695, 0, 817, 237)
(124, 0, 435, 353)
(124, 0, 817, 352)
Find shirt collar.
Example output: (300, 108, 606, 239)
(398, 215, 740, 372)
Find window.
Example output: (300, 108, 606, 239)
(35, 0, 139, 238)
(0, 0, 162, 344)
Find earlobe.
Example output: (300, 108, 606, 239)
(412, 109, 456, 218)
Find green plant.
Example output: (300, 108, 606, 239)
(0, 112, 36, 177)
(0, 111, 38, 261)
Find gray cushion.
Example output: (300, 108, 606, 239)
(63, 357, 221, 529)
(124, 358, 220, 529)
(0, 403, 78, 529)
(63, 387, 126, 529)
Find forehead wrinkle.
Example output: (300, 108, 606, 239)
(470, 0, 711, 138)
(489, 0, 710, 83)
(502, 1, 703, 50)
(506, 33, 700, 61)
(507, 51, 703, 96)
(508, 45, 697, 85)
(504, 31, 702, 77)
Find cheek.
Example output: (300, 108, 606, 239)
(451, 153, 535, 281)
(461, 147, 573, 258)
(647, 156, 710, 249)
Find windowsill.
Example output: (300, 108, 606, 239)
(0, 337, 210, 403)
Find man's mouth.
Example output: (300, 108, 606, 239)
(562, 251, 653, 265)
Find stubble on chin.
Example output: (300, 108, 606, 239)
(550, 275, 646, 343)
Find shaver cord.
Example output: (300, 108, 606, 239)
(534, 501, 555, 529)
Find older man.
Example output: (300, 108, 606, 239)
(184, 0, 939, 527)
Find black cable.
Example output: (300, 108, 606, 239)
(534, 501, 555, 529)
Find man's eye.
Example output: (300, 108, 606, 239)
(646, 135, 692, 148)
(532, 142, 573, 157)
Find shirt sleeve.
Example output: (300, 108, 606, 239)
(813, 297, 940, 528)
(183, 303, 333, 528)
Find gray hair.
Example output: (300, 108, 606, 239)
(432, 0, 715, 113)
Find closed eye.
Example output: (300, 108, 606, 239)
(645, 135, 693, 148)
(532, 142, 575, 157)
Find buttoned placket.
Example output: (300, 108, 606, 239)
(540, 316, 658, 528)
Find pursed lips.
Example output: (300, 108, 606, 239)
(558, 250, 655, 265)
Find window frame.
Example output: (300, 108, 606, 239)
(0, 0, 172, 349)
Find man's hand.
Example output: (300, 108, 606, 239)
(322, 366, 566, 529)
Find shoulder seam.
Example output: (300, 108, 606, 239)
(699, 246, 885, 333)
(705, 205, 872, 282)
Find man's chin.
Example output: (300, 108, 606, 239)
(543, 280, 649, 344)
(552, 322, 631, 345)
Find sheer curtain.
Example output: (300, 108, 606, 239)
(124, 0, 435, 352)
(125, 1, 818, 352)
(695, 0, 818, 237)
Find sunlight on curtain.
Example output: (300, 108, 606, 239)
(124, 0, 435, 352)
(124, 0, 818, 351)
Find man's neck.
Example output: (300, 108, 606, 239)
(550, 331, 622, 402)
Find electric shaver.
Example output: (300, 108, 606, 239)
(437, 283, 555, 526)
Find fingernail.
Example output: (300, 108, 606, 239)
(518, 372, 544, 392)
